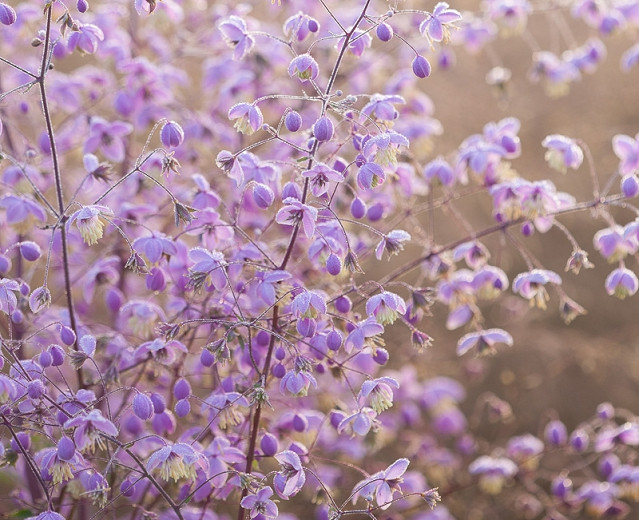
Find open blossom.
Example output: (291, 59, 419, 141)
(203, 391, 249, 429)
(288, 53, 319, 82)
(283, 11, 319, 41)
(68, 23, 104, 54)
(512, 269, 561, 309)
(593, 226, 636, 262)
(456, 328, 513, 356)
(605, 267, 639, 299)
(353, 458, 410, 509)
(358, 377, 400, 413)
(228, 102, 263, 135)
(147, 442, 204, 482)
(84, 117, 133, 162)
(542, 134, 584, 173)
(420, 2, 462, 43)
(68, 205, 114, 246)
(302, 163, 343, 196)
(0, 195, 47, 231)
(290, 290, 326, 318)
(188, 247, 227, 291)
(612, 133, 639, 175)
(338, 407, 379, 436)
(337, 28, 372, 57)
(274, 450, 306, 498)
(361, 94, 405, 121)
(363, 131, 410, 168)
(0, 279, 20, 315)
(345, 317, 384, 353)
(469, 455, 518, 494)
(375, 229, 411, 260)
(240, 487, 278, 519)
(281, 357, 317, 397)
(366, 291, 407, 325)
(276, 198, 318, 239)
(218, 16, 255, 60)
(64, 410, 118, 453)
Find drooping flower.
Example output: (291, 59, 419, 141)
(160, 120, 184, 148)
(83, 117, 133, 162)
(358, 377, 400, 413)
(276, 198, 318, 239)
(363, 131, 409, 168)
(280, 357, 317, 397)
(68, 205, 114, 246)
(542, 134, 584, 173)
(240, 487, 279, 519)
(290, 290, 326, 318)
(302, 163, 343, 197)
(147, 442, 204, 482)
(68, 23, 104, 54)
(337, 28, 372, 57)
(187, 247, 228, 291)
(512, 269, 561, 309)
(0, 279, 20, 315)
(64, 410, 118, 453)
(456, 328, 513, 356)
(352, 458, 410, 509)
(469, 455, 518, 494)
(0, 195, 47, 232)
(228, 103, 263, 135)
(283, 11, 320, 41)
(274, 450, 306, 498)
(593, 226, 636, 263)
(605, 267, 639, 299)
(361, 94, 405, 122)
(357, 162, 386, 190)
(420, 2, 462, 43)
(288, 53, 319, 82)
(366, 291, 407, 325)
(612, 134, 639, 175)
(375, 230, 411, 260)
(218, 16, 255, 61)
(337, 407, 379, 436)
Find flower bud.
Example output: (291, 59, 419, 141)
(133, 393, 154, 421)
(376, 22, 394, 41)
(175, 399, 191, 417)
(260, 432, 279, 456)
(20, 241, 41, 261)
(145, 267, 166, 292)
(326, 330, 342, 351)
(173, 378, 191, 400)
(11, 432, 30, 452)
(313, 116, 334, 142)
(350, 197, 366, 219)
(57, 437, 75, 461)
(39, 350, 53, 368)
(334, 295, 352, 313)
(272, 363, 286, 378)
(293, 414, 308, 432)
(60, 326, 76, 346)
(544, 420, 567, 446)
(120, 478, 136, 497)
(275, 346, 286, 360)
(0, 255, 11, 273)
(282, 181, 302, 201)
(367, 202, 384, 222)
(621, 173, 639, 198)
(326, 253, 342, 276)
(160, 120, 184, 148)
(372, 347, 390, 365)
(150, 393, 166, 414)
(569, 428, 589, 452)
(77, 0, 89, 12)
(0, 3, 16, 26)
(27, 379, 45, 399)
(412, 55, 431, 78)
(296, 317, 316, 337)
(285, 110, 303, 132)
(200, 348, 215, 367)
(49, 345, 65, 366)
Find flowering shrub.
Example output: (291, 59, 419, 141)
(1, 0, 639, 519)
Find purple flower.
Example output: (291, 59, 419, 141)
(613, 133, 639, 175)
(240, 487, 278, 519)
(468, 455, 518, 494)
(337, 407, 379, 436)
(376, 22, 394, 42)
(288, 53, 319, 82)
(283, 12, 320, 41)
(0, 279, 20, 315)
(290, 290, 326, 318)
(0, 195, 47, 231)
(621, 43, 639, 72)
(313, 115, 334, 142)
(542, 134, 584, 173)
(133, 234, 178, 265)
(456, 328, 513, 356)
(593, 226, 636, 262)
(68, 23, 104, 54)
(284, 110, 303, 132)
(216, 150, 244, 186)
(203, 390, 249, 430)
(357, 162, 386, 190)
(280, 357, 317, 397)
(256, 270, 292, 306)
(29, 511, 66, 520)
(358, 377, 399, 413)
(363, 131, 409, 168)
(507, 434, 544, 470)
(302, 162, 343, 196)
(188, 247, 228, 291)
(68, 205, 113, 246)
(420, 2, 462, 43)
(135, 338, 187, 365)
(337, 29, 372, 57)
(84, 117, 133, 162)
(366, 291, 407, 325)
(353, 458, 410, 509)
(218, 16, 255, 61)
(423, 157, 455, 187)
(512, 269, 561, 309)
(345, 317, 384, 353)
(375, 229, 411, 260)
(0, 374, 17, 404)
(361, 94, 405, 121)
(160, 120, 184, 148)
(228, 103, 263, 135)
(64, 410, 118, 453)
(276, 198, 318, 239)
(605, 267, 639, 299)
(274, 450, 306, 498)
(147, 442, 203, 482)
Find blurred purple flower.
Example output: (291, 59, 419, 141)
(84, 117, 133, 162)
(218, 16, 254, 61)
(456, 328, 513, 356)
(353, 458, 410, 509)
(240, 487, 278, 519)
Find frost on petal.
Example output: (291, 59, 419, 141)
(29, 286, 51, 314)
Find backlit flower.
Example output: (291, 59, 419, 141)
(64, 410, 118, 453)
(69, 205, 113, 246)
(605, 267, 639, 299)
(147, 443, 202, 482)
(240, 487, 278, 519)
(512, 269, 561, 309)
(456, 328, 513, 356)
(353, 458, 410, 509)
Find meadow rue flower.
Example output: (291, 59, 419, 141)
(0, 279, 20, 315)
(507, 434, 544, 471)
(345, 317, 384, 353)
(0, 195, 47, 231)
(133, 234, 178, 265)
(337, 407, 379, 436)
(353, 458, 410, 509)
(228, 103, 263, 135)
(512, 269, 561, 309)
(363, 131, 409, 168)
(284, 110, 302, 132)
(218, 16, 255, 61)
(302, 162, 343, 196)
(68, 205, 113, 246)
(160, 120, 184, 148)
(621, 173, 639, 198)
(565, 249, 594, 274)
(288, 53, 319, 82)
(133, 393, 154, 420)
(203, 391, 249, 430)
(366, 291, 407, 325)
(358, 377, 399, 413)
(187, 247, 227, 291)
(424, 157, 455, 187)
(357, 161, 386, 190)
(0, 374, 17, 404)
(361, 94, 405, 121)
(338, 28, 372, 57)
(469, 455, 518, 494)
(412, 55, 432, 78)
(283, 11, 320, 41)
(376, 22, 394, 42)
(291, 290, 326, 318)
(420, 2, 462, 44)
(240, 486, 278, 519)
(280, 357, 317, 396)
(147, 443, 202, 482)
(68, 23, 104, 54)
(135, 338, 187, 365)
(274, 450, 306, 498)
(64, 410, 118, 453)
(605, 267, 639, 299)
(0, 3, 16, 25)
(375, 229, 411, 260)
(612, 133, 639, 175)
(276, 198, 318, 239)
(593, 226, 636, 262)
(84, 117, 132, 163)
(313, 115, 334, 142)
(456, 328, 513, 356)
(542, 134, 584, 173)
